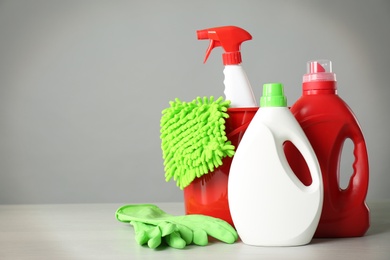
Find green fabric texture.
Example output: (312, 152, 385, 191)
(160, 96, 234, 189)
(116, 204, 238, 249)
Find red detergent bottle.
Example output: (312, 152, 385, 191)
(285, 60, 370, 237)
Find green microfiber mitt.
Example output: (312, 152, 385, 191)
(160, 96, 234, 189)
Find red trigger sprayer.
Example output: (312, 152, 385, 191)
(197, 26, 257, 107)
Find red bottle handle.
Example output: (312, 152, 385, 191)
(344, 126, 369, 201)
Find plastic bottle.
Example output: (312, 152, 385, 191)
(228, 83, 323, 246)
(285, 60, 370, 237)
(183, 26, 258, 225)
(197, 26, 257, 107)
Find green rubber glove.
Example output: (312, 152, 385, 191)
(130, 221, 163, 248)
(130, 221, 187, 249)
(115, 204, 238, 248)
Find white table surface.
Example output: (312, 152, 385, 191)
(0, 201, 389, 260)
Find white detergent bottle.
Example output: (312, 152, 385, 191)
(228, 83, 323, 246)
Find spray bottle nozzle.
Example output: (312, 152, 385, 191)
(196, 30, 209, 40)
(196, 26, 252, 65)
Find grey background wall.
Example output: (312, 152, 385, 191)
(1, 0, 389, 204)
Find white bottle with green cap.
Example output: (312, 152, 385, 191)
(228, 83, 323, 246)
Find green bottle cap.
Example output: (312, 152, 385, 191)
(260, 83, 287, 107)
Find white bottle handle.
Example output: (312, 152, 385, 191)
(284, 133, 322, 193)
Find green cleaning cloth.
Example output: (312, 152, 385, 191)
(160, 96, 234, 189)
(116, 204, 238, 249)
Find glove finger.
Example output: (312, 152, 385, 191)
(177, 215, 238, 244)
(164, 231, 186, 249)
(147, 226, 162, 249)
(130, 221, 152, 245)
(192, 229, 208, 246)
(135, 231, 148, 245)
(203, 218, 238, 244)
(158, 221, 176, 237)
(176, 224, 193, 245)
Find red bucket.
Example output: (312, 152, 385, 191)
(183, 107, 258, 226)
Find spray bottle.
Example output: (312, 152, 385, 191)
(228, 83, 323, 246)
(183, 26, 258, 225)
(197, 26, 257, 107)
(285, 60, 370, 237)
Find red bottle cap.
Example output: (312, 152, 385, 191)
(303, 60, 337, 92)
(303, 60, 336, 82)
